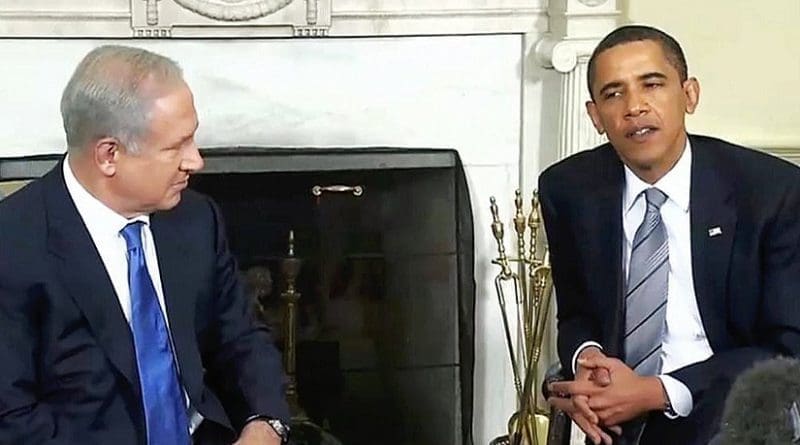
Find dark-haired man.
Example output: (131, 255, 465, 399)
(541, 25, 800, 444)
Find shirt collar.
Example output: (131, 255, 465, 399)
(623, 138, 692, 214)
(62, 155, 150, 239)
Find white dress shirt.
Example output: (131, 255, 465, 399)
(62, 158, 203, 433)
(572, 140, 714, 418)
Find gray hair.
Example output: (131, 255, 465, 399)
(60, 45, 184, 154)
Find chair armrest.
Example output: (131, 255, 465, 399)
(541, 362, 573, 445)
(542, 363, 567, 400)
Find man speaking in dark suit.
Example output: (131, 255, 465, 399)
(0, 46, 289, 444)
(541, 25, 800, 444)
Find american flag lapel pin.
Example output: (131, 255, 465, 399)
(708, 226, 723, 237)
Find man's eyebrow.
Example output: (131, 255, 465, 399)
(598, 81, 624, 97)
(638, 72, 668, 82)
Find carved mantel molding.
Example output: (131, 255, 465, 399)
(534, 36, 598, 74)
(534, 0, 620, 159)
(0, 1, 549, 38)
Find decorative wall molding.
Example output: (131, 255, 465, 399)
(172, 0, 294, 22)
(0, 1, 549, 37)
(0, 10, 130, 21)
(535, 37, 598, 73)
(129, 0, 330, 37)
(578, 0, 608, 6)
(535, 0, 619, 159)
(555, 60, 606, 159)
(329, 5, 546, 36)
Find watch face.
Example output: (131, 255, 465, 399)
(267, 419, 289, 439)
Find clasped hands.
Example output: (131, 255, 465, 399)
(546, 347, 666, 445)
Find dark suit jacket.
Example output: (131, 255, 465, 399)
(0, 163, 289, 445)
(539, 135, 800, 444)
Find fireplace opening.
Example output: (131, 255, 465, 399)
(191, 147, 475, 445)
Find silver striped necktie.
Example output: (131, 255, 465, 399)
(624, 187, 669, 376)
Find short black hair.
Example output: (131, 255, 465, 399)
(587, 25, 688, 100)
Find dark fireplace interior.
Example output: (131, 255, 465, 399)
(191, 148, 475, 445)
(0, 148, 476, 445)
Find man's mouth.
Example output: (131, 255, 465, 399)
(626, 126, 658, 140)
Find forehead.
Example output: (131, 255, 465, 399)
(592, 40, 678, 86)
(143, 84, 197, 142)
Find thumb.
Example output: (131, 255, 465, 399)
(591, 367, 612, 386)
(578, 355, 616, 371)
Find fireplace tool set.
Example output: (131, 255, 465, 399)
(489, 190, 554, 445)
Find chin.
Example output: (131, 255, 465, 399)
(157, 193, 182, 211)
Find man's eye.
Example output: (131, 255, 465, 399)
(604, 91, 621, 100)
(645, 82, 663, 89)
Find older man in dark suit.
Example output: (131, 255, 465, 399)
(0, 46, 289, 445)
(542, 26, 800, 444)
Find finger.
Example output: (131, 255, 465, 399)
(587, 394, 613, 411)
(549, 380, 600, 397)
(549, 397, 600, 443)
(606, 425, 623, 436)
(573, 395, 598, 424)
(598, 428, 614, 445)
(547, 396, 574, 413)
(591, 367, 612, 386)
(598, 408, 635, 427)
(577, 355, 620, 370)
(572, 413, 603, 445)
(575, 366, 594, 382)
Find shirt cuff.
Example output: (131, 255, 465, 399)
(571, 341, 604, 374)
(657, 375, 693, 418)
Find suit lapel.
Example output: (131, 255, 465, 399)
(150, 214, 203, 401)
(43, 164, 139, 389)
(689, 137, 736, 350)
(581, 147, 626, 356)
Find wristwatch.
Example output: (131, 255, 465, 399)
(264, 417, 290, 444)
(245, 415, 290, 444)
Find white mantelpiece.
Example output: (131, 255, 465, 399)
(0, 0, 549, 37)
(0, 2, 620, 444)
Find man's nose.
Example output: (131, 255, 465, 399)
(625, 91, 650, 117)
(181, 142, 204, 173)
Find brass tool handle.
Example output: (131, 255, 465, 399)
(311, 184, 364, 197)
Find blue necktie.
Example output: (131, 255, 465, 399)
(121, 222, 190, 445)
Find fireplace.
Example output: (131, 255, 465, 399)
(0, 147, 476, 445)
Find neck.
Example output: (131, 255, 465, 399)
(67, 153, 140, 219)
(630, 133, 687, 185)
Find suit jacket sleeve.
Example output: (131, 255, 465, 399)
(0, 286, 71, 445)
(670, 177, 800, 404)
(200, 197, 290, 429)
(539, 173, 603, 377)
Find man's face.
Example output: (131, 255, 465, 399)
(112, 81, 203, 216)
(586, 40, 699, 183)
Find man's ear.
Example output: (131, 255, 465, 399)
(684, 77, 700, 115)
(586, 100, 605, 134)
(93, 137, 121, 177)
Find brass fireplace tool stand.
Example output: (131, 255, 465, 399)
(280, 230, 306, 421)
(489, 190, 554, 445)
(279, 230, 342, 445)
